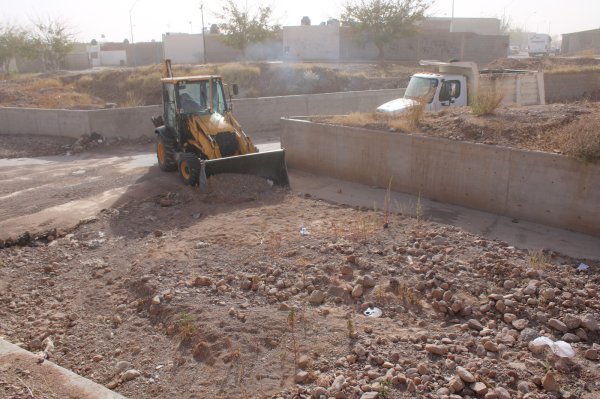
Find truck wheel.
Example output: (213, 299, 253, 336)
(156, 134, 177, 172)
(178, 153, 201, 186)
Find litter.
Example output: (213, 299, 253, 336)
(300, 225, 309, 236)
(531, 336, 575, 358)
(577, 263, 589, 272)
(363, 306, 383, 318)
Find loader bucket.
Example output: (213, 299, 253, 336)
(201, 149, 290, 187)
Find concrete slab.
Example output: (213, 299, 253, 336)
(289, 169, 600, 261)
(0, 338, 127, 398)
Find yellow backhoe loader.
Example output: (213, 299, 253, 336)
(151, 60, 289, 186)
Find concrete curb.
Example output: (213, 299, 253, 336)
(0, 338, 127, 399)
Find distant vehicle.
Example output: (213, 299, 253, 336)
(509, 45, 520, 55)
(527, 34, 557, 56)
(376, 60, 545, 115)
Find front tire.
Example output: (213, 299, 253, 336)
(178, 153, 201, 186)
(156, 134, 177, 172)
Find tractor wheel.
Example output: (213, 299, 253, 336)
(156, 134, 177, 172)
(178, 153, 201, 186)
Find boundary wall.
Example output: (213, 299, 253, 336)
(0, 89, 405, 141)
(281, 118, 600, 237)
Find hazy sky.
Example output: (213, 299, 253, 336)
(1, 0, 598, 43)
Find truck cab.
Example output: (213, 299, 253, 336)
(377, 73, 467, 114)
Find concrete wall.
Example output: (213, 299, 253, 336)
(0, 88, 405, 140)
(100, 50, 127, 66)
(544, 71, 600, 102)
(339, 30, 508, 65)
(281, 119, 600, 237)
(561, 28, 600, 55)
(127, 42, 163, 67)
(63, 53, 91, 70)
(204, 35, 282, 63)
(163, 33, 204, 64)
(283, 25, 340, 60)
(421, 17, 501, 35)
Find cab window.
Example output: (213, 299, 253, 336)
(439, 80, 461, 102)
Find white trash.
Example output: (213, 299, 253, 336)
(531, 336, 575, 358)
(300, 225, 309, 236)
(577, 263, 589, 272)
(364, 307, 383, 318)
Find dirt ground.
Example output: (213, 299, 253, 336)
(1, 151, 599, 399)
(314, 101, 600, 162)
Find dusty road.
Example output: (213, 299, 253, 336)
(0, 143, 281, 242)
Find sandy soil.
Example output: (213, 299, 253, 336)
(1, 168, 599, 399)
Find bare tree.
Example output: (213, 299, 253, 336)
(31, 18, 74, 70)
(215, 0, 280, 56)
(342, 0, 430, 63)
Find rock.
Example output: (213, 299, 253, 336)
(331, 375, 345, 392)
(581, 314, 598, 332)
(517, 381, 531, 393)
(295, 371, 309, 384)
(311, 387, 327, 398)
(547, 318, 568, 333)
(561, 333, 580, 343)
(483, 341, 498, 352)
(448, 375, 465, 393)
(359, 392, 379, 399)
(468, 319, 484, 331)
(520, 328, 538, 342)
(542, 372, 560, 392)
(540, 288, 555, 300)
(121, 369, 141, 382)
(425, 344, 448, 356)
(362, 275, 376, 288)
(503, 313, 517, 323)
(351, 284, 364, 299)
(417, 363, 429, 375)
(116, 360, 133, 372)
(309, 290, 326, 305)
(298, 354, 311, 369)
(512, 319, 529, 331)
(353, 344, 367, 357)
(456, 366, 475, 383)
(563, 314, 581, 330)
(584, 349, 599, 360)
(151, 295, 161, 305)
(495, 387, 511, 399)
(472, 382, 488, 395)
(193, 276, 212, 286)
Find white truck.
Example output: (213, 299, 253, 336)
(377, 60, 545, 115)
(527, 34, 557, 57)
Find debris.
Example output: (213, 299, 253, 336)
(363, 306, 382, 318)
(576, 263, 589, 272)
(531, 336, 575, 358)
(300, 225, 309, 236)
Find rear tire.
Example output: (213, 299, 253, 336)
(178, 153, 201, 186)
(156, 134, 177, 172)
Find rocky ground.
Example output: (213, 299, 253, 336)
(0, 173, 598, 399)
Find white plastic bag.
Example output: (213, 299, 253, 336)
(531, 336, 575, 358)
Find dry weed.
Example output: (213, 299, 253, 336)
(528, 249, 550, 270)
(550, 118, 600, 162)
(471, 85, 505, 116)
(25, 78, 62, 90)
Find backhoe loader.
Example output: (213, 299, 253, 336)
(151, 60, 289, 186)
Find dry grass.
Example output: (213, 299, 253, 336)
(24, 78, 63, 90)
(471, 85, 505, 116)
(545, 65, 600, 74)
(528, 249, 550, 270)
(548, 117, 600, 162)
(329, 107, 425, 132)
(575, 49, 598, 57)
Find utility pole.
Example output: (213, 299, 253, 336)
(450, 0, 454, 33)
(129, 0, 141, 67)
(200, 2, 207, 64)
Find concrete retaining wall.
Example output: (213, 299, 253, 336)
(544, 71, 600, 103)
(0, 88, 405, 140)
(281, 118, 600, 237)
